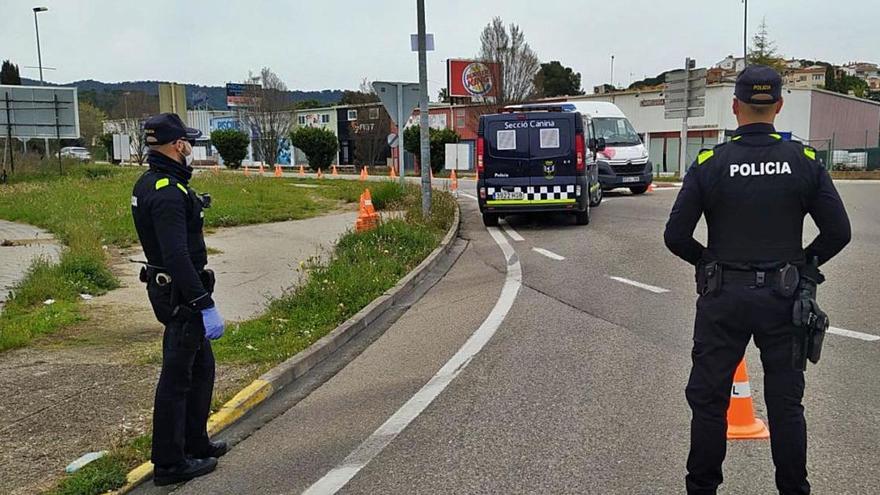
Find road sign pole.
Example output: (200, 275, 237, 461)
(397, 83, 405, 186)
(679, 57, 691, 178)
(416, 0, 431, 217)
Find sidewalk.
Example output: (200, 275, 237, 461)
(0, 212, 356, 494)
(0, 220, 61, 310)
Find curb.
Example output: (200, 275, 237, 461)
(115, 200, 461, 494)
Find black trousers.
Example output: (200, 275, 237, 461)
(151, 316, 215, 467)
(685, 280, 808, 495)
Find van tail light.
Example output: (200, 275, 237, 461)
(477, 137, 485, 174)
(576, 132, 585, 172)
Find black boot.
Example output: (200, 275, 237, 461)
(187, 440, 228, 459)
(154, 457, 218, 486)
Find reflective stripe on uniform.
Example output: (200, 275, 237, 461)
(155, 178, 170, 190)
(176, 183, 188, 194)
(731, 135, 742, 141)
(697, 149, 714, 165)
(769, 133, 782, 140)
(803, 147, 816, 160)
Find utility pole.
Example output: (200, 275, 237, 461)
(33, 7, 50, 159)
(742, 0, 748, 66)
(610, 55, 615, 89)
(679, 57, 691, 178)
(416, 0, 431, 217)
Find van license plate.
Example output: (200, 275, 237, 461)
(494, 190, 524, 200)
(622, 176, 641, 183)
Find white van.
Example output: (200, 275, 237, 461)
(556, 102, 653, 194)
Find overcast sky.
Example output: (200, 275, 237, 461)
(2, 0, 877, 96)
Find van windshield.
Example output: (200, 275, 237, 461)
(593, 117, 641, 146)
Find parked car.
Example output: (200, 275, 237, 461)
(59, 147, 92, 162)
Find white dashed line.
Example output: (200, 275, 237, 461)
(302, 226, 522, 495)
(461, 192, 478, 201)
(499, 219, 524, 242)
(828, 326, 880, 342)
(608, 276, 670, 294)
(532, 247, 565, 261)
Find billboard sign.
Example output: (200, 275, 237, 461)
(447, 59, 500, 98)
(226, 83, 260, 108)
(0, 85, 80, 139)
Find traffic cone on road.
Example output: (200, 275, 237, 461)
(274, 164, 282, 178)
(450, 169, 458, 192)
(332, 165, 339, 176)
(298, 165, 305, 177)
(389, 165, 397, 180)
(727, 359, 770, 440)
(359, 167, 367, 181)
(317, 168, 324, 179)
(648, 183, 656, 193)
(258, 162, 265, 175)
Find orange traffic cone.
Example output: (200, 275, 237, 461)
(258, 162, 265, 175)
(727, 359, 770, 440)
(450, 169, 458, 192)
(332, 165, 339, 176)
(244, 164, 250, 177)
(648, 183, 656, 193)
(317, 168, 324, 179)
(355, 188, 380, 232)
(274, 164, 282, 178)
(298, 165, 305, 177)
(389, 165, 397, 180)
(359, 168, 367, 181)
(364, 166, 370, 178)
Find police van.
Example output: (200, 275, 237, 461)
(562, 101, 653, 194)
(477, 105, 602, 227)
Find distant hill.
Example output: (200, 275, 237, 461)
(19, 77, 344, 111)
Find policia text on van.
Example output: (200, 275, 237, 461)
(476, 106, 603, 227)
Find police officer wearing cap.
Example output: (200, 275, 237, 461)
(131, 113, 227, 486)
(664, 65, 851, 494)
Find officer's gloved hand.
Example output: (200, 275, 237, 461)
(202, 306, 225, 340)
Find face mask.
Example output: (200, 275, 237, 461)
(178, 141, 194, 167)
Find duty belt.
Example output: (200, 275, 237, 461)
(721, 269, 780, 287)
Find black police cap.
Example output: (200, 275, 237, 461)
(735, 65, 783, 104)
(143, 113, 202, 145)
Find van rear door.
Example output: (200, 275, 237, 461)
(484, 116, 530, 192)
(525, 114, 577, 187)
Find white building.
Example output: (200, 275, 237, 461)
(565, 83, 880, 174)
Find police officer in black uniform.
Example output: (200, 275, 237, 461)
(131, 113, 228, 486)
(664, 66, 851, 494)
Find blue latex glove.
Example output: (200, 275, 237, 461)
(201, 306, 225, 340)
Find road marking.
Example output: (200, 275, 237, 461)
(608, 276, 670, 294)
(532, 247, 565, 261)
(828, 326, 880, 342)
(499, 219, 524, 242)
(302, 226, 522, 495)
(461, 192, 478, 201)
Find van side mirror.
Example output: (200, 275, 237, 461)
(595, 137, 606, 152)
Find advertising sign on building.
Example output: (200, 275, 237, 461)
(447, 59, 501, 98)
(226, 83, 260, 108)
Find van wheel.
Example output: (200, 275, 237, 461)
(575, 206, 590, 225)
(482, 212, 499, 227)
(630, 185, 649, 195)
(589, 186, 603, 207)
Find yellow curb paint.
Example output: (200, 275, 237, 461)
(115, 378, 274, 493)
(207, 379, 274, 436)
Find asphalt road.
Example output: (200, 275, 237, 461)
(157, 179, 879, 494)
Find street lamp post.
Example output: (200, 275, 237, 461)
(742, 0, 748, 65)
(33, 7, 48, 85)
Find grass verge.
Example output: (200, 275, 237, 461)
(45, 186, 456, 494)
(0, 165, 404, 352)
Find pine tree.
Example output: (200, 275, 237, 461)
(1, 60, 22, 85)
(748, 18, 786, 71)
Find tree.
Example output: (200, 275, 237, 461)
(339, 78, 380, 105)
(403, 125, 460, 173)
(241, 67, 294, 166)
(478, 17, 541, 105)
(534, 61, 584, 97)
(210, 129, 250, 169)
(78, 101, 107, 148)
(1, 60, 21, 85)
(123, 118, 148, 165)
(290, 126, 338, 171)
(295, 99, 324, 109)
(748, 18, 786, 71)
(438, 87, 450, 103)
(351, 106, 391, 169)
